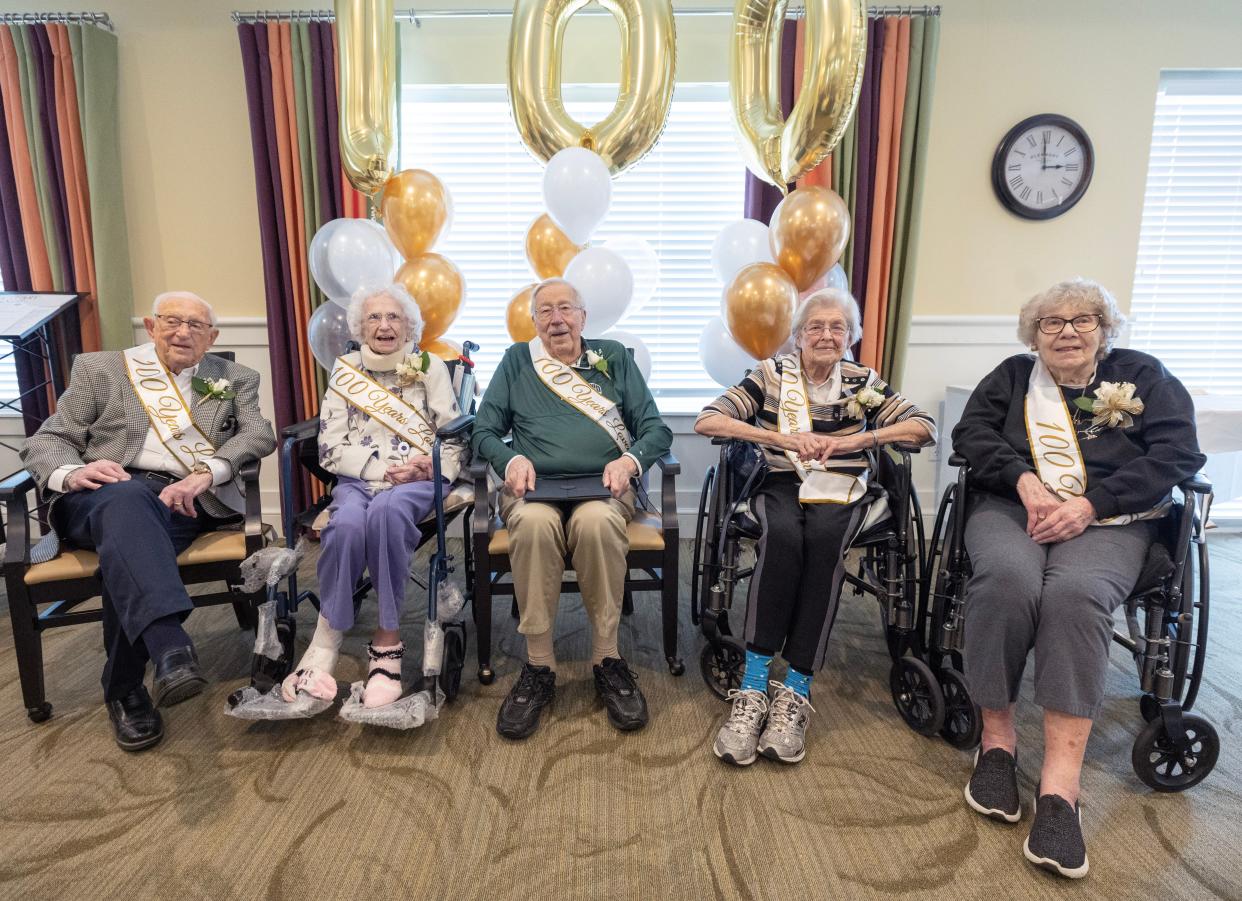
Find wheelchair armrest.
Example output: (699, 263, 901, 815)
(1179, 473, 1213, 495)
(653, 451, 680, 477)
(436, 413, 475, 440)
(0, 468, 36, 500)
(710, 437, 730, 446)
(281, 417, 320, 441)
(891, 442, 923, 454)
(948, 452, 967, 468)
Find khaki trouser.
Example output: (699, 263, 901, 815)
(497, 486, 636, 640)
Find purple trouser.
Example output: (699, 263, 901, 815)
(316, 477, 446, 631)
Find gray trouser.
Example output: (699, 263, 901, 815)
(962, 493, 1155, 719)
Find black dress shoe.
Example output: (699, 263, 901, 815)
(107, 685, 164, 752)
(593, 657, 648, 731)
(152, 645, 207, 708)
(496, 664, 556, 740)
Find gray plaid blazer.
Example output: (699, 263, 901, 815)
(22, 350, 277, 541)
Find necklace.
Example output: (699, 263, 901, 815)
(1065, 365, 1099, 427)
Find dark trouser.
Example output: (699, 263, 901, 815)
(53, 474, 209, 700)
(962, 493, 1155, 719)
(745, 472, 866, 673)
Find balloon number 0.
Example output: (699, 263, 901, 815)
(508, 0, 677, 177)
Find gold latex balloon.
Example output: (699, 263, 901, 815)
(731, 0, 866, 188)
(508, 0, 676, 176)
(506, 283, 539, 343)
(336, 0, 396, 195)
(724, 262, 798, 359)
(525, 214, 583, 279)
(396, 253, 465, 345)
(423, 338, 463, 361)
(769, 186, 851, 291)
(381, 170, 452, 259)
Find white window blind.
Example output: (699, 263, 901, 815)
(1130, 70, 1242, 391)
(398, 83, 745, 407)
(0, 271, 19, 408)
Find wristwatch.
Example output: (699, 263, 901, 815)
(190, 461, 213, 477)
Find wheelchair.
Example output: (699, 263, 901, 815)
(691, 436, 944, 735)
(922, 453, 1219, 792)
(260, 341, 480, 704)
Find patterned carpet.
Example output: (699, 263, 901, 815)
(0, 535, 1239, 900)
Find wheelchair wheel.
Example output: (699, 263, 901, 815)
(439, 625, 466, 703)
(889, 656, 945, 736)
(1132, 713, 1219, 792)
(937, 668, 982, 750)
(700, 638, 745, 702)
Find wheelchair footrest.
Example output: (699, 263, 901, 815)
(337, 683, 444, 730)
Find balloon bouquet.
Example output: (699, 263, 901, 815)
(306, 169, 463, 369)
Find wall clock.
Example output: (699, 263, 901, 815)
(992, 114, 1094, 220)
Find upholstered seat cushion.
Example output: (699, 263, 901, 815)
(487, 508, 665, 556)
(23, 531, 251, 586)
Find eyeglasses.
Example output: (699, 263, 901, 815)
(534, 303, 584, 321)
(155, 314, 212, 335)
(364, 312, 405, 326)
(802, 323, 849, 339)
(1036, 314, 1101, 335)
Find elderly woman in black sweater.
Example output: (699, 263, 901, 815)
(952, 278, 1204, 879)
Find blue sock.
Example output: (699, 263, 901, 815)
(740, 649, 773, 693)
(784, 666, 813, 698)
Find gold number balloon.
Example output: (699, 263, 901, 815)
(508, 0, 676, 176)
(336, 0, 396, 195)
(731, 0, 866, 188)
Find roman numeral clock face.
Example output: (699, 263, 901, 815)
(992, 114, 1094, 220)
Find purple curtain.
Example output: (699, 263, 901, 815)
(849, 17, 884, 299)
(742, 19, 799, 223)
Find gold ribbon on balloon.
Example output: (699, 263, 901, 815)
(336, 0, 396, 195)
(730, 0, 866, 189)
(508, 0, 677, 176)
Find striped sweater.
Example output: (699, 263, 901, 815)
(696, 356, 937, 474)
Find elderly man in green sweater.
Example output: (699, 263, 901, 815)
(473, 277, 673, 740)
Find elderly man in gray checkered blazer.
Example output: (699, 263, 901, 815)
(21, 291, 276, 752)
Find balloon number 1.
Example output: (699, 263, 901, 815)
(336, 0, 396, 195)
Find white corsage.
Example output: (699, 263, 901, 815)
(585, 349, 610, 377)
(192, 376, 235, 401)
(1075, 381, 1144, 428)
(395, 351, 431, 387)
(845, 385, 884, 420)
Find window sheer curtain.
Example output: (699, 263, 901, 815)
(0, 19, 132, 434)
(743, 12, 940, 384)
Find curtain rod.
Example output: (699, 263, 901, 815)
(230, 6, 940, 26)
(0, 12, 114, 32)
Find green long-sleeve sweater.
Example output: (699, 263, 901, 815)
(472, 339, 673, 477)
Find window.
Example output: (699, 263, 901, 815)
(398, 83, 746, 409)
(1129, 70, 1242, 391)
(0, 269, 17, 410)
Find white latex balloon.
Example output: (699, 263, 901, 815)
(310, 218, 397, 307)
(711, 219, 772, 285)
(543, 147, 612, 244)
(362, 218, 405, 278)
(309, 219, 345, 299)
(798, 263, 850, 301)
(603, 236, 660, 317)
(600, 328, 652, 380)
(564, 247, 633, 334)
(699, 316, 758, 388)
(308, 302, 354, 370)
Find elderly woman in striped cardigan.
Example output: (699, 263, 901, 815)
(694, 289, 936, 766)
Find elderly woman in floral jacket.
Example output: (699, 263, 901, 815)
(281, 283, 466, 709)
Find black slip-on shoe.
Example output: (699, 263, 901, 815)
(152, 645, 207, 708)
(496, 663, 556, 740)
(964, 747, 1022, 822)
(1024, 792, 1089, 879)
(107, 685, 164, 752)
(593, 657, 648, 732)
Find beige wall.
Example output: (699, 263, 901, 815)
(1, 1, 1238, 319)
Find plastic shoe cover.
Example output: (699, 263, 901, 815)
(225, 684, 334, 720)
(337, 682, 444, 730)
(423, 582, 468, 676)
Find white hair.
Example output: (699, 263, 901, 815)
(152, 291, 217, 326)
(792, 288, 863, 346)
(529, 277, 583, 321)
(346, 283, 424, 344)
(1017, 278, 1126, 358)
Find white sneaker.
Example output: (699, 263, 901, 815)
(757, 682, 814, 764)
(713, 689, 769, 766)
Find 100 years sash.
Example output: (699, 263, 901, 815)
(328, 357, 435, 455)
(1023, 358, 1167, 526)
(528, 339, 632, 453)
(123, 343, 220, 473)
(777, 354, 867, 504)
